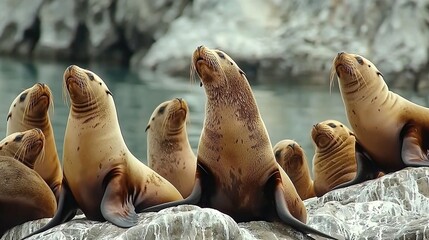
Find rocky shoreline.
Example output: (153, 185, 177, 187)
(4, 167, 429, 240)
(2, 0, 429, 88)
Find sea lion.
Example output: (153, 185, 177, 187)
(146, 98, 197, 198)
(0, 156, 56, 236)
(0, 129, 56, 235)
(23, 65, 183, 238)
(0, 128, 45, 169)
(143, 46, 336, 239)
(333, 52, 429, 175)
(311, 120, 359, 196)
(273, 139, 315, 200)
(6, 83, 62, 200)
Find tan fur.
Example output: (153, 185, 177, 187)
(0, 155, 56, 235)
(63, 65, 182, 221)
(6, 83, 62, 200)
(273, 139, 315, 200)
(0, 129, 45, 169)
(146, 98, 197, 198)
(334, 52, 429, 172)
(311, 120, 357, 197)
(193, 46, 306, 223)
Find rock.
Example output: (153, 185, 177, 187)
(306, 167, 429, 239)
(0, 0, 44, 56)
(3, 167, 429, 239)
(136, 0, 429, 87)
(1, 205, 309, 240)
(33, 0, 84, 60)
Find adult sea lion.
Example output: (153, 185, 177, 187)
(273, 139, 316, 200)
(146, 98, 197, 198)
(333, 52, 429, 174)
(23, 65, 183, 238)
(144, 46, 336, 239)
(0, 129, 56, 235)
(6, 83, 62, 200)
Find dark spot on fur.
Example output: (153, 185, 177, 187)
(352, 110, 356, 115)
(19, 92, 28, 102)
(13, 134, 24, 142)
(327, 123, 336, 128)
(86, 72, 95, 80)
(355, 56, 364, 65)
(7, 113, 11, 121)
(378, 109, 381, 112)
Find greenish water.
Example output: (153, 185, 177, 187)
(1, 57, 428, 170)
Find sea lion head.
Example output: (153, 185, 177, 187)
(332, 52, 385, 94)
(0, 128, 45, 169)
(63, 65, 113, 108)
(7, 83, 52, 124)
(191, 46, 249, 101)
(311, 120, 354, 151)
(273, 139, 306, 176)
(146, 98, 189, 135)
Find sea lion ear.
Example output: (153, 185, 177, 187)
(145, 125, 150, 132)
(349, 131, 356, 137)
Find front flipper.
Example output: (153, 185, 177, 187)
(21, 180, 77, 239)
(142, 164, 206, 212)
(333, 142, 381, 190)
(101, 175, 138, 227)
(270, 171, 338, 240)
(401, 124, 429, 166)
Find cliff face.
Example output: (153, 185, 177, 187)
(1, 0, 429, 87)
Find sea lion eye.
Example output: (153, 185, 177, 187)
(327, 123, 336, 128)
(13, 134, 24, 142)
(86, 72, 95, 81)
(274, 150, 281, 159)
(19, 92, 28, 102)
(216, 51, 225, 59)
(355, 57, 364, 65)
(158, 105, 167, 115)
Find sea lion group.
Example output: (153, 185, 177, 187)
(1, 47, 428, 240)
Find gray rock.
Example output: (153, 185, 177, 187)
(0, 0, 44, 56)
(3, 167, 429, 239)
(137, 0, 429, 87)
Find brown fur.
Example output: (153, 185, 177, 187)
(193, 46, 306, 223)
(311, 120, 357, 196)
(334, 52, 429, 172)
(273, 139, 315, 200)
(146, 98, 197, 198)
(63, 65, 182, 222)
(6, 83, 62, 201)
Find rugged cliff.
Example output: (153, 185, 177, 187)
(1, 0, 428, 86)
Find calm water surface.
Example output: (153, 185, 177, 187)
(1, 57, 428, 172)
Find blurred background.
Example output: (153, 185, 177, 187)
(1, 0, 429, 172)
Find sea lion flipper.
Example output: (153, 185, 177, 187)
(21, 180, 77, 239)
(142, 164, 205, 212)
(333, 142, 380, 190)
(401, 124, 429, 166)
(271, 172, 338, 240)
(101, 176, 138, 227)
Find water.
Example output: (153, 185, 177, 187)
(1, 57, 428, 172)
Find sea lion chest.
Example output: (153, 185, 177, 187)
(63, 117, 126, 219)
(198, 107, 277, 220)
